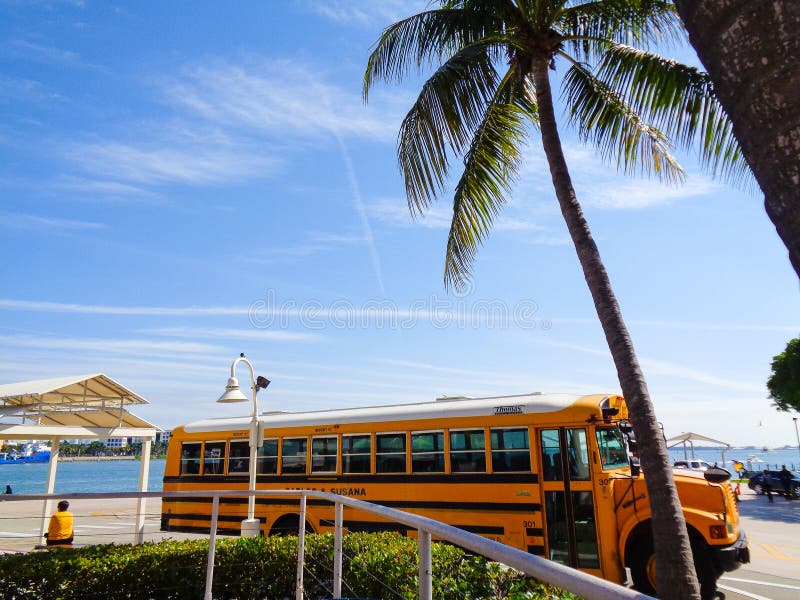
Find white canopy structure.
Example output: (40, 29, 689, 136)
(0, 374, 158, 544)
(666, 431, 731, 464)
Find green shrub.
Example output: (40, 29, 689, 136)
(0, 533, 578, 599)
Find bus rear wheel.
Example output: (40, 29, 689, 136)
(269, 514, 314, 537)
(629, 536, 719, 600)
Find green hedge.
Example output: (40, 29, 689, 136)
(0, 532, 578, 600)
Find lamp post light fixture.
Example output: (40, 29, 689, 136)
(217, 354, 270, 537)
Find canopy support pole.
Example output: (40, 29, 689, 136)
(39, 437, 61, 544)
(135, 437, 151, 544)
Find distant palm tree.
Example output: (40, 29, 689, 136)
(364, 2, 744, 599)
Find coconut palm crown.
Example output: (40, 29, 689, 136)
(364, 2, 745, 599)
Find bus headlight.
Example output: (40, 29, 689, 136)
(710, 525, 727, 539)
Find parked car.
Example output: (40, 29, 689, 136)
(673, 459, 713, 471)
(747, 469, 800, 497)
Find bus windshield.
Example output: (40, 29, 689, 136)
(595, 427, 629, 469)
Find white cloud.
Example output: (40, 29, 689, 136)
(0, 211, 105, 231)
(581, 177, 722, 210)
(70, 137, 279, 186)
(54, 176, 160, 202)
(551, 317, 800, 334)
(161, 59, 405, 143)
(243, 231, 370, 264)
(305, 0, 428, 27)
(539, 339, 763, 393)
(0, 334, 221, 355)
(144, 326, 320, 342)
(10, 40, 84, 67)
(0, 299, 252, 316)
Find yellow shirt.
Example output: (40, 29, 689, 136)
(48, 510, 73, 541)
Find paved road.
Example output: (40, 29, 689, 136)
(716, 487, 800, 600)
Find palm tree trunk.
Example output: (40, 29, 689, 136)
(674, 0, 800, 280)
(530, 59, 700, 600)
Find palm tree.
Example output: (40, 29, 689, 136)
(674, 0, 800, 280)
(364, 2, 744, 599)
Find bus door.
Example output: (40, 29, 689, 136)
(538, 428, 601, 572)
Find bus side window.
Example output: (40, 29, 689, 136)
(281, 438, 307, 474)
(180, 442, 201, 475)
(342, 435, 371, 473)
(449, 429, 486, 473)
(411, 431, 445, 473)
(228, 440, 249, 474)
(203, 441, 226, 475)
(311, 436, 338, 473)
(491, 428, 531, 472)
(540, 430, 562, 481)
(257, 439, 278, 474)
(376, 433, 406, 473)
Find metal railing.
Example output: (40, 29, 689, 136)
(1, 490, 654, 600)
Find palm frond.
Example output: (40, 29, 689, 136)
(444, 71, 538, 290)
(597, 44, 751, 185)
(558, 0, 682, 62)
(399, 41, 505, 213)
(363, 7, 503, 100)
(562, 58, 684, 183)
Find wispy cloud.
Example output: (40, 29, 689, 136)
(69, 135, 279, 186)
(581, 177, 721, 210)
(511, 141, 724, 212)
(0, 211, 105, 231)
(306, 0, 427, 27)
(9, 39, 100, 70)
(539, 339, 763, 393)
(0, 334, 221, 355)
(0, 76, 63, 104)
(161, 59, 405, 143)
(244, 232, 369, 264)
(64, 58, 405, 190)
(551, 317, 800, 334)
(144, 326, 320, 342)
(54, 176, 161, 202)
(0, 299, 251, 316)
(367, 194, 566, 250)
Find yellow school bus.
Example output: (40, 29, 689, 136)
(161, 393, 748, 597)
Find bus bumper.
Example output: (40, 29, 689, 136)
(713, 529, 750, 573)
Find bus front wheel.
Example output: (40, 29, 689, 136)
(629, 536, 718, 600)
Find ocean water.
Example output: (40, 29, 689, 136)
(2, 448, 798, 496)
(667, 447, 800, 472)
(0, 459, 166, 495)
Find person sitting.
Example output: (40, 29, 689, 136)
(46, 500, 74, 546)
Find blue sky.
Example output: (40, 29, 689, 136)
(1, 0, 797, 447)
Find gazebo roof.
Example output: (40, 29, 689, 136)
(666, 431, 731, 448)
(0, 374, 157, 439)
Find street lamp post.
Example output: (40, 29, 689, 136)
(794, 417, 800, 464)
(217, 354, 270, 536)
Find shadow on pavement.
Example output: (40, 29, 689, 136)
(735, 490, 800, 524)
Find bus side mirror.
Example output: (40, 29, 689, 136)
(704, 467, 731, 484)
(630, 457, 640, 477)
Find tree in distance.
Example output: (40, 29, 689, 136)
(364, 2, 746, 598)
(768, 337, 800, 413)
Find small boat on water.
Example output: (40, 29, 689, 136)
(0, 443, 51, 465)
